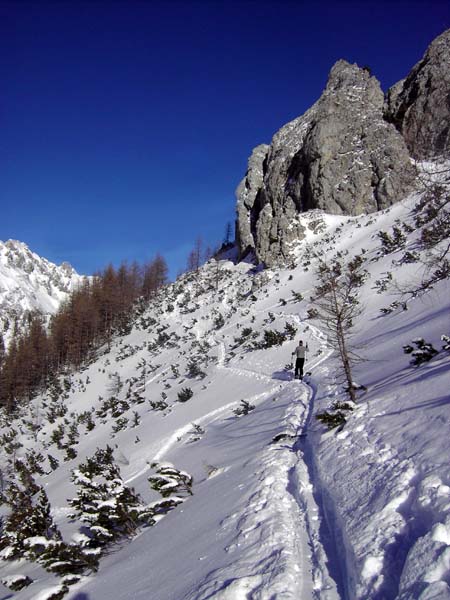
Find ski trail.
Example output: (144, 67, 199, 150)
(124, 399, 246, 484)
(148, 383, 287, 467)
(133, 366, 170, 393)
(288, 321, 347, 599)
(139, 306, 342, 599)
(185, 384, 340, 600)
(183, 317, 342, 599)
(152, 388, 275, 462)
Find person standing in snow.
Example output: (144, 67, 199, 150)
(292, 340, 308, 380)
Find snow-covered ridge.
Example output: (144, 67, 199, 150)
(0, 239, 84, 344)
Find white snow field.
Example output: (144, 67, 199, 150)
(0, 179, 449, 599)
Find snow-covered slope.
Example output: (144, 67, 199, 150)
(0, 240, 83, 345)
(0, 172, 449, 600)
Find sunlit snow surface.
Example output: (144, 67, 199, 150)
(0, 239, 83, 345)
(0, 177, 449, 599)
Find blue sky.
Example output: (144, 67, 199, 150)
(1, 0, 449, 278)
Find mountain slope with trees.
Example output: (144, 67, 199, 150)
(0, 159, 448, 599)
(0, 27, 449, 600)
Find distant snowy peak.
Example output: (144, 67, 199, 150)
(0, 239, 84, 343)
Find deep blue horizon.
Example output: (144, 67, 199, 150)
(1, 0, 449, 278)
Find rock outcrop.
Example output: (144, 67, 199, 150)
(235, 144, 269, 258)
(236, 29, 450, 266)
(385, 29, 450, 159)
(236, 61, 415, 266)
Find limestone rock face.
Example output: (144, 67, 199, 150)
(385, 29, 450, 159)
(236, 60, 415, 266)
(235, 144, 269, 258)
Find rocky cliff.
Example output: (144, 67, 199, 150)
(385, 29, 450, 160)
(236, 29, 450, 266)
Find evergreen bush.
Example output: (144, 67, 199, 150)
(69, 446, 145, 553)
(186, 359, 205, 379)
(405, 338, 439, 365)
(315, 411, 346, 430)
(261, 329, 285, 348)
(177, 387, 194, 402)
(148, 463, 193, 498)
(233, 400, 255, 416)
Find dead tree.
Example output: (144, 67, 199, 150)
(312, 256, 367, 402)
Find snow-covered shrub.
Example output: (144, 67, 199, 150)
(332, 401, 355, 411)
(0, 427, 22, 457)
(96, 396, 129, 419)
(112, 417, 129, 433)
(264, 311, 275, 324)
(0, 482, 59, 561)
(25, 449, 46, 475)
(380, 300, 408, 315)
(315, 411, 346, 430)
(213, 313, 225, 329)
(49, 424, 65, 449)
(261, 329, 286, 348)
(38, 539, 97, 575)
(372, 271, 393, 293)
(306, 307, 319, 319)
(442, 334, 450, 352)
(377, 226, 406, 254)
(69, 446, 146, 553)
(233, 400, 255, 417)
(31, 583, 68, 600)
(177, 387, 194, 402)
(148, 463, 193, 498)
(1, 574, 33, 591)
(414, 184, 450, 251)
(187, 423, 204, 442)
(405, 338, 439, 365)
(46, 400, 68, 423)
(186, 359, 206, 379)
(66, 421, 79, 447)
(47, 454, 59, 471)
(149, 399, 168, 411)
(0, 466, 94, 576)
(233, 327, 255, 348)
(398, 250, 420, 264)
(284, 322, 297, 340)
(77, 410, 95, 432)
(64, 447, 77, 461)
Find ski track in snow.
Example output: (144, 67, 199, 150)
(176, 310, 343, 599)
(124, 303, 342, 599)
